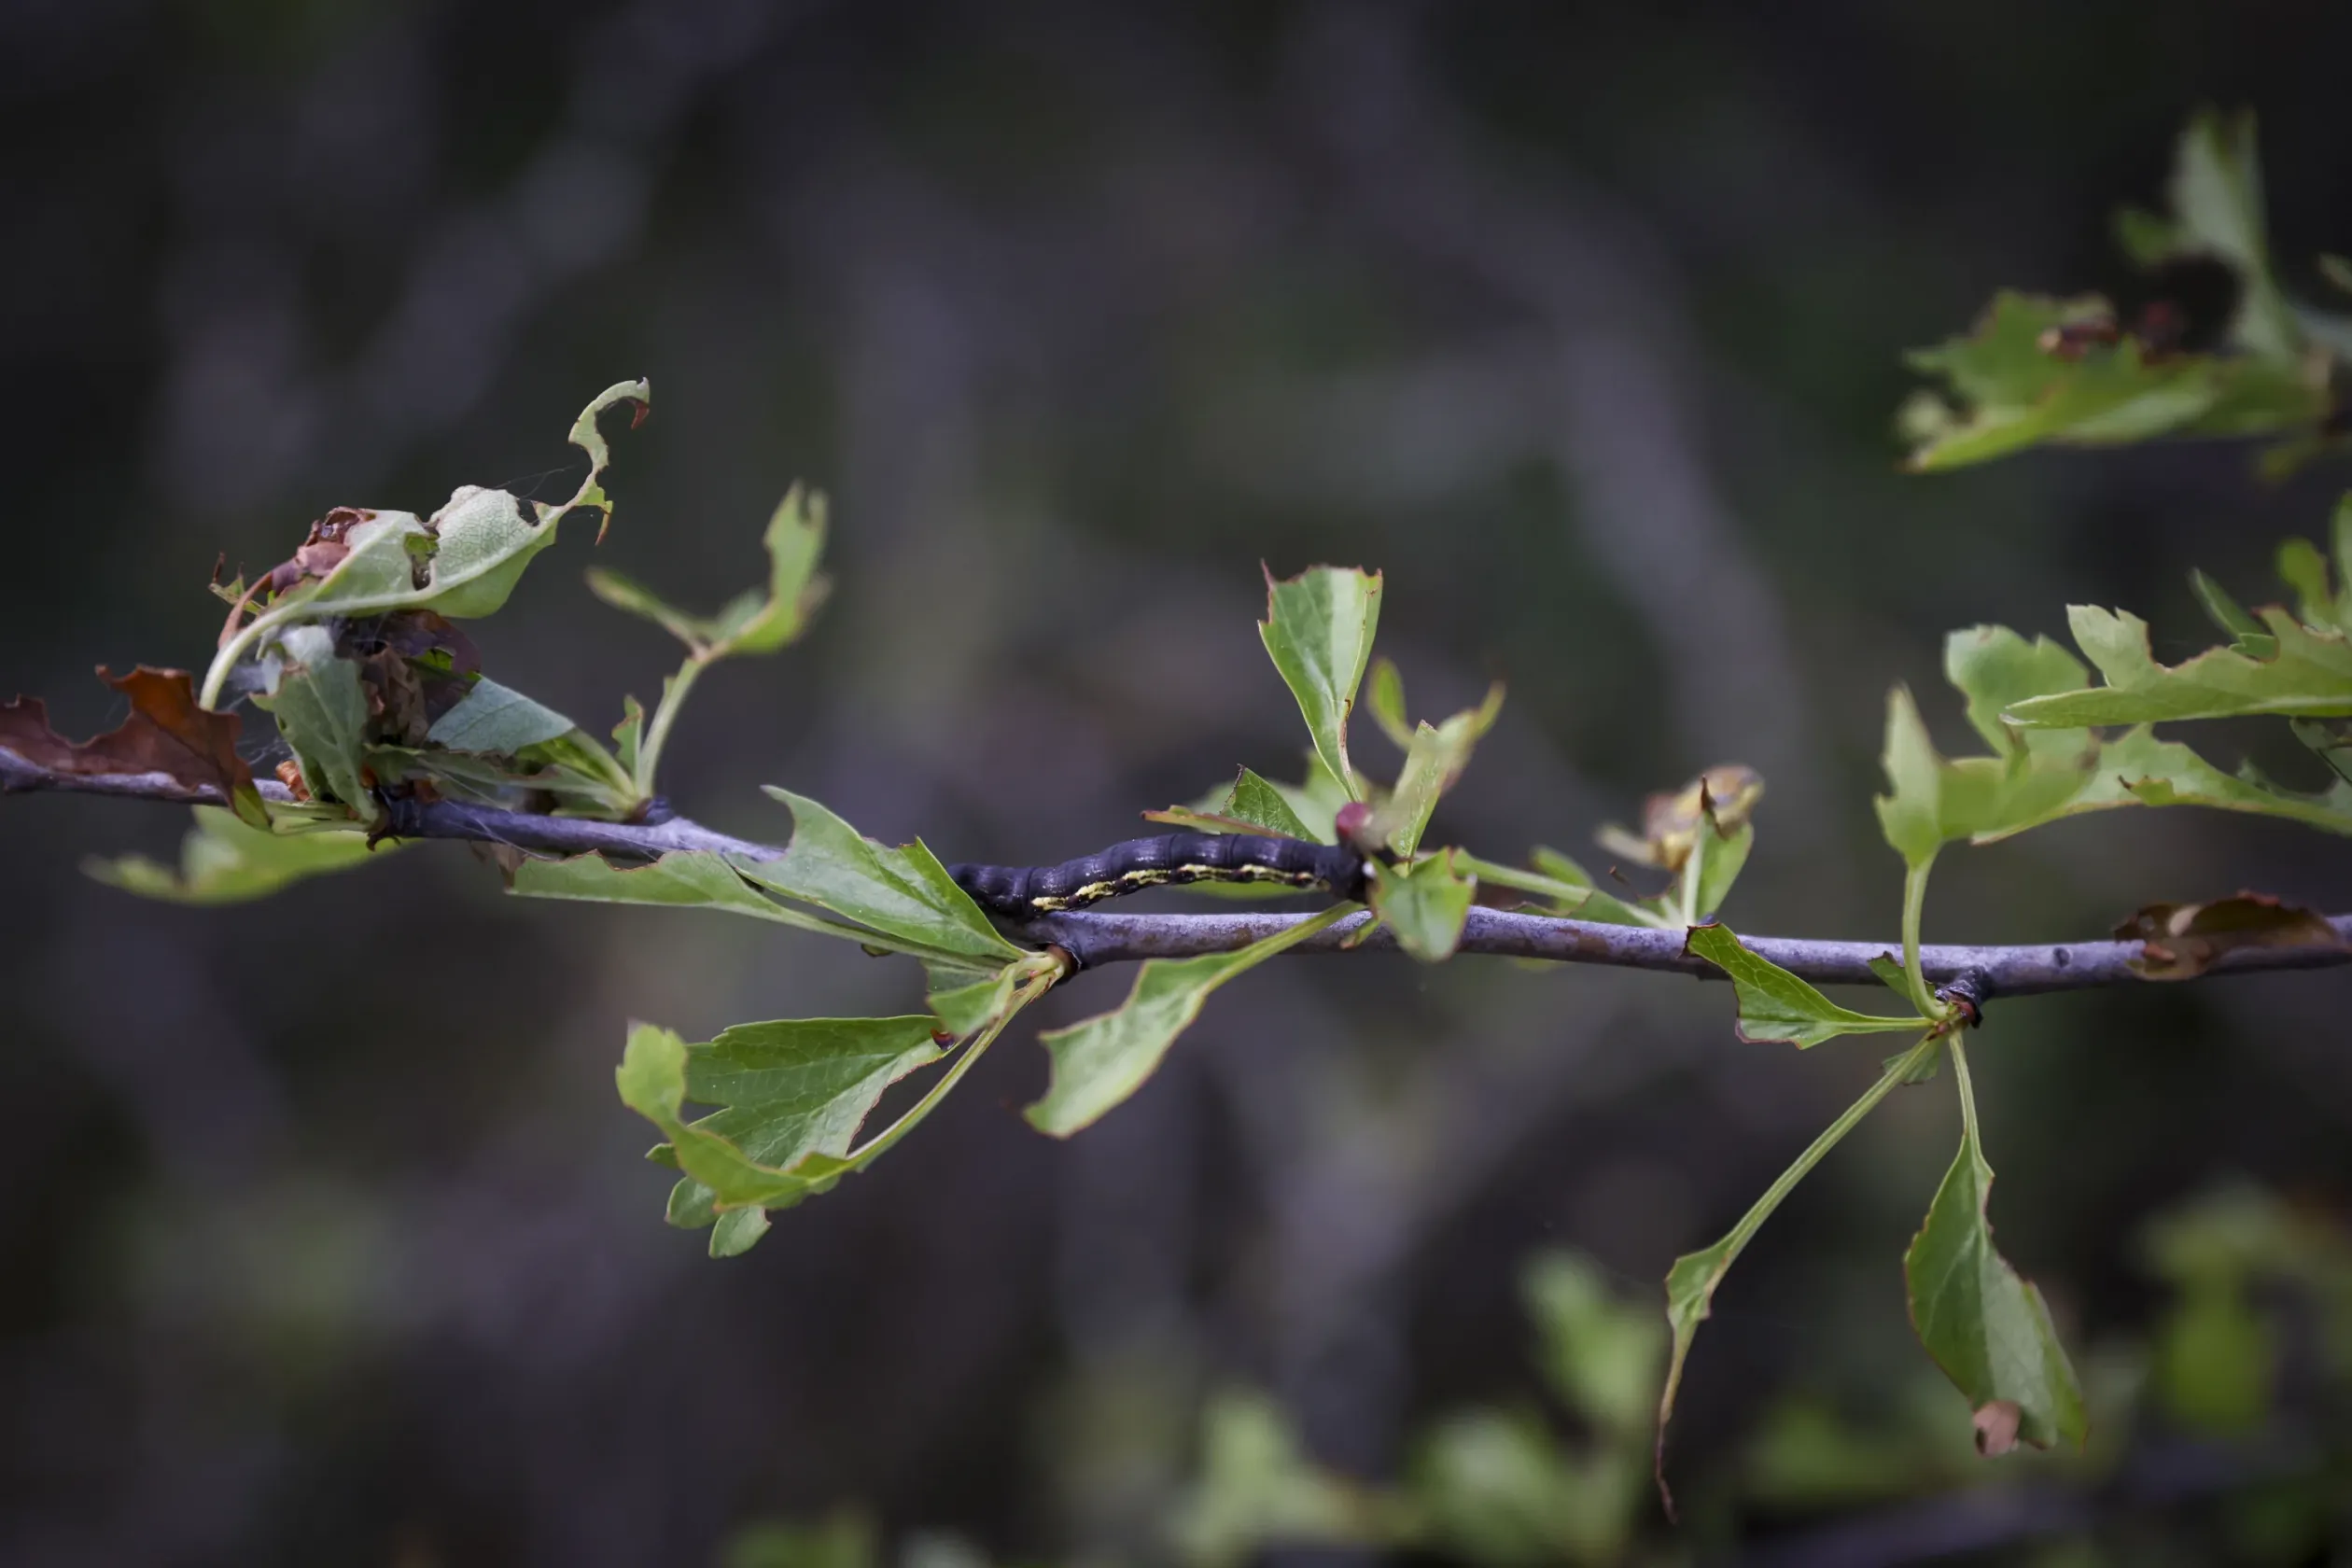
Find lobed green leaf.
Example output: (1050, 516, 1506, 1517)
(2007, 604, 2352, 726)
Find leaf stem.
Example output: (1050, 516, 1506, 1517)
(1451, 852, 1678, 930)
(1722, 1034, 1938, 1265)
(633, 655, 705, 798)
(1901, 856, 1942, 1019)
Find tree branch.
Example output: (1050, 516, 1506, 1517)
(9, 749, 2349, 1000)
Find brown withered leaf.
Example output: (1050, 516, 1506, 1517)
(0, 666, 266, 823)
(2115, 890, 2349, 980)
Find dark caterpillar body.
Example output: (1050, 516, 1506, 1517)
(949, 832, 1367, 915)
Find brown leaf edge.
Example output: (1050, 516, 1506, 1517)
(2115, 890, 2350, 979)
(0, 666, 264, 824)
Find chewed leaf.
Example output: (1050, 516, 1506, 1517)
(203, 381, 648, 707)
(87, 806, 382, 903)
(2029, 725, 2352, 839)
(738, 791, 1025, 966)
(1904, 1040, 2087, 1453)
(1657, 1038, 1939, 1511)
(1370, 849, 1475, 961)
(1685, 923, 1922, 1046)
(0, 666, 265, 826)
(2009, 604, 2352, 726)
(1365, 683, 1505, 857)
(1027, 906, 1352, 1136)
(2113, 890, 2348, 979)
(1259, 566, 1383, 799)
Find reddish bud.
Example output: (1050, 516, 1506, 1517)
(1334, 800, 1373, 846)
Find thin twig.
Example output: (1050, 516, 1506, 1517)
(7, 749, 2349, 998)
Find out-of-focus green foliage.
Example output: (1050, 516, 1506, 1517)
(1904, 113, 2346, 473)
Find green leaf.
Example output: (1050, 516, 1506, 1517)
(1873, 685, 2095, 868)
(1685, 923, 1924, 1046)
(1365, 683, 1505, 857)
(1225, 767, 1319, 841)
(1687, 818, 1753, 921)
(2006, 603, 2352, 725)
(1945, 625, 2090, 760)
(611, 694, 645, 777)
(1369, 849, 1475, 962)
(1903, 1039, 2087, 1454)
(2063, 725, 2352, 836)
(621, 1016, 945, 1253)
(1365, 655, 1412, 750)
(86, 806, 383, 903)
(251, 626, 376, 821)
(511, 849, 875, 944)
(1027, 904, 1353, 1136)
(587, 484, 830, 660)
(426, 676, 579, 752)
(1258, 566, 1383, 798)
(1517, 847, 1660, 928)
(926, 961, 1030, 1038)
(712, 485, 830, 656)
(737, 791, 1025, 966)
(1169, 1392, 1389, 1568)
(2190, 570, 2275, 654)
(1523, 1252, 1666, 1442)
(1657, 1037, 1939, 1506)
(203, 381, 648, 707)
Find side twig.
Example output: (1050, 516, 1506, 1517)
(7, 749, 2348, 998)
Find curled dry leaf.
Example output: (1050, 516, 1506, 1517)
(1598, 764, 1765, 872)
(0, 666, 264, 823)
(1973, 1399, 2023, 1456)
(2115, 890, 2349, 979)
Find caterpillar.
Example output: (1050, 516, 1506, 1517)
(948, 832, 1368, 916)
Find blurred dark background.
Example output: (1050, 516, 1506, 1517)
(7, 1, 2352, 1563)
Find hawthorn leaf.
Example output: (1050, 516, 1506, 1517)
(738, 791, 1025, 966)
(1684, 923, 1922, 1046)
(1657, 1037, 1939, 1509)
(1874, 686, 2095, 867)
(253, 625, 374, 820)
(203, 380, 647, 706)
(2190, 570, 2275, 654)
(512, 849, 874, 944)
(1598, 765, 1766, 874)
(1687, 818, 1754, 921)
(621, 1016, 946, 1253)
(87, 806, 383, 903)
(0, 666, 267, 825)
(1903, 1040, 2087, 1453)
(1370, 849, 1475, 962)
(2006, 604, 2352, 726)
(1945, 626, 2090, 760)
(1225, 768, 1318, 841)
(1365, 683, 1505, 857)
(1027, 905, 1353, 1136)
(2041, 725, 2352, 838)
(2112, 890, 2347, 979)
(1259, 566, 1382, 798)
(426, 677, 581, 752)
(1365, 655, 1413, 750)
(587, 484, 829, 660)
(611, 694, 645, 777)
(1519, 847, 1658, 928)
